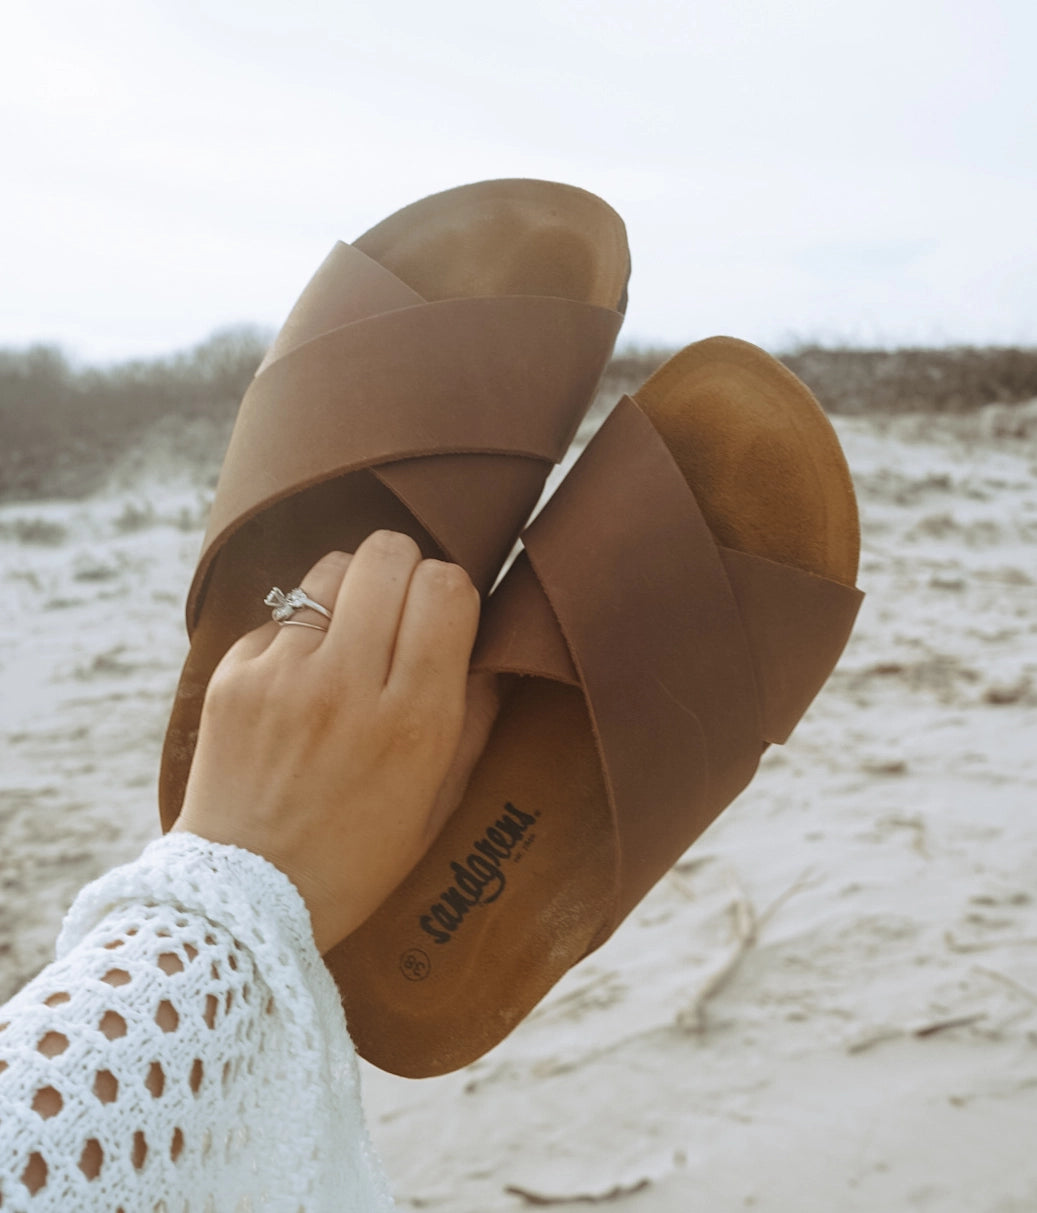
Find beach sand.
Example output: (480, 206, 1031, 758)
(2, 401, 1035, 1210)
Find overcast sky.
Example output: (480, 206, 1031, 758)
(2, 0, 1034, 363)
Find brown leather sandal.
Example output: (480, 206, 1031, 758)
(159, 178, 630, 830)
(332, 336, 864, 1077)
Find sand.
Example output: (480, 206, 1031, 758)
(1, 402, 1035, 1211)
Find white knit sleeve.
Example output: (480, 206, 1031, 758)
(0, 832, 395, 1213)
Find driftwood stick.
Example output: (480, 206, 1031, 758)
(674, 864, 813, 1033)
(504, 1178, 652, 1206)
(676, 866, 757, 1033)
(972, 965, 1037, 1005)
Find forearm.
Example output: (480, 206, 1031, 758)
(0, 833, 393, 1212)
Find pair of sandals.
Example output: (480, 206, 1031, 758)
(159, 179, 863, 1079)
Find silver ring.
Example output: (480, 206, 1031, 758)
(264, 586, 333, 625)
(278, 619, 329, 633)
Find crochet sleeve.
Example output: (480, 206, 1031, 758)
(0, 832, 394, 1213)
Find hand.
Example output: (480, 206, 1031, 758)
(173, 531, 484, 954)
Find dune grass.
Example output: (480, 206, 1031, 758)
(1, 330, 1036, 505)
(0, 327, 269, 502)
(601, 344, 1037, 416)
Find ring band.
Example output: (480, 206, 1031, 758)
(264, 586, 334, 625)
(278, 620, 329, 633)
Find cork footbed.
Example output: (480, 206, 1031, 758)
(354, 178, 630, 312)
(333, 337, 860, 1077)
(159, 180, 630, 831)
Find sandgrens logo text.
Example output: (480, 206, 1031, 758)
(419, 802, 536, 944)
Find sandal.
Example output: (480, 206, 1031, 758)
(159, 179, 630, 829)
(332, 336, 864, 1077)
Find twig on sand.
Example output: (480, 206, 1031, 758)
(945, 930, 1037, 954)
(675, 867, 813, 1034)
(913, 1012, 987, 1037)
(676, 867, 757, 1033)
(504, 1179, 651, 1206)
(846, 1013, 986, 1054)
(758, 867, 816, 929)
(844, 964, 1037, 1055)
(845, 1026, 905, 1054)
(972, 965, 1037, 1006)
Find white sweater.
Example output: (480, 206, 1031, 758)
(0, 832, 395, 1211)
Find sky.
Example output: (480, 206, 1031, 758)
(2, 0, 1035, 364)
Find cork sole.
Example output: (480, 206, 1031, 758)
(159, 180, 630, 831)
(333, 337, 860, 1077)
(354, 178, 630, 311)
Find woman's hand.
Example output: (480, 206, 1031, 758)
(173, 531, 483, 954)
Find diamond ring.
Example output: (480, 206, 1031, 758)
(264, 586, 334, 626)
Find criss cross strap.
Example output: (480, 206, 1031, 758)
(255, 241, 425, 373)
(717, 547, 863, 744)
(187, 244, 623, 628)
(474, 396, 863, 941)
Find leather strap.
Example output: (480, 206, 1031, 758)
(472, 554, 580, 684)
(256, 242, 424, 374)
(718, 548, 863, 744)
(474, 396, 863, 944)
(188, 256, 622, 628)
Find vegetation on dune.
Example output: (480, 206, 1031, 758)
(1, 329, 1036, 504)
(601, 344, 1037, 417)
(781, 345, 1037, 416)
(0, 327, 270, 502)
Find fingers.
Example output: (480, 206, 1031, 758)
(219, 621, 280, 665)
(218, 550, 352, 675)
(323, 531, 424, 687)
(179, 534, 485, 951)
(386, 558, 480, 711)
(425, 668, 501, 838)
(234, 536, 476, 718)
(266, 550, 352, 654)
